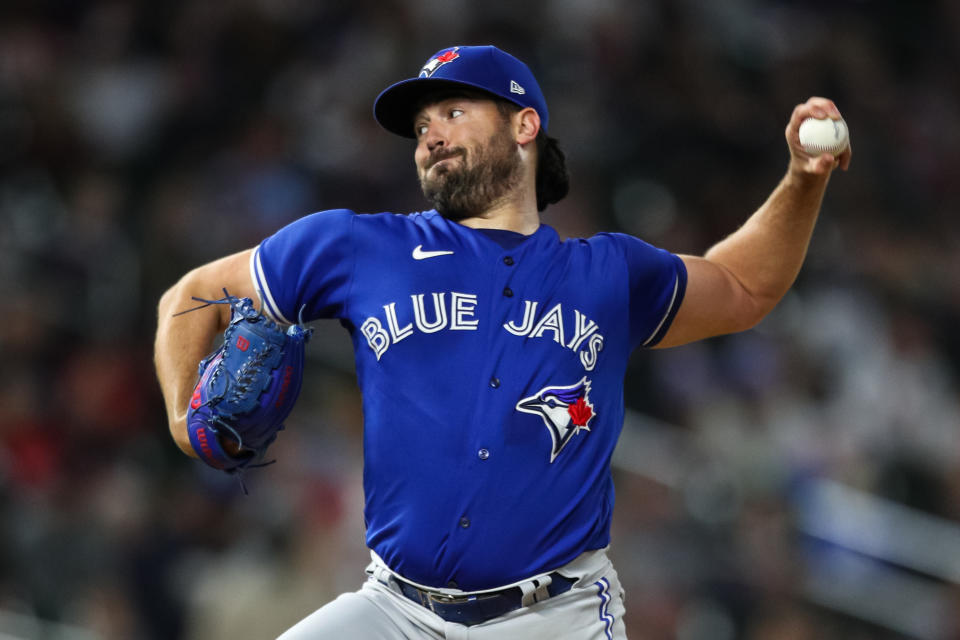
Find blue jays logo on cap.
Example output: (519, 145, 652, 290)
(516, 377, 595, 462)
(373, 45, 550, 138)
(419, 47, 461, 78)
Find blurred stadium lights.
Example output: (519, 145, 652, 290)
(802, 546, 949, 640)
(796, 478, 960, 584)
(614, 410, 960, 640)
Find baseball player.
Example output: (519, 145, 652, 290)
(154, 45, 850, 639)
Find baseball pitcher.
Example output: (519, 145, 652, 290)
(154, 45, 850, 639)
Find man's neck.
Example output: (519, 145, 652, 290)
(455, 190, 540, 235)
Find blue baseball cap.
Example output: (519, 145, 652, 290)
(374, 45, 549, 138)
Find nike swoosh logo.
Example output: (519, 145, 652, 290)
(412, 245, 454, 260)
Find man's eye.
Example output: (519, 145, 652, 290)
(450, 109, 464, 118)
(416, 124, 428, 136)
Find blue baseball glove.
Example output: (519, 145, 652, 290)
(185, 294, 311, 475)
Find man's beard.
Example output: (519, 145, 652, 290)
(419, 127, 523, 221)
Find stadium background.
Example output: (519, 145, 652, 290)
(2, 1, 959, 638)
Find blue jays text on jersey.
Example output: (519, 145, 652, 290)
(250, 209, 686, 591)
(359, 292, 606, 371)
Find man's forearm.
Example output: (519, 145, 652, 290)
(154, 249, 258, 456)
(703, 168, 831, 315)
(154, 274, 230, 457)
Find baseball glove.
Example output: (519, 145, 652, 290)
(184, 292, 311, 476)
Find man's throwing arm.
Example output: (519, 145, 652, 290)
(656, 97, 851, 349)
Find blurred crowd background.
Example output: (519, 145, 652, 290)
(2, 0, 959, 638)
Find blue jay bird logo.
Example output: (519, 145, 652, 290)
(419, 47, 461, 78)
(516, 377, 596, 462)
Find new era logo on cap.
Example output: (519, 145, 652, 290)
(373, 45, 550, 138)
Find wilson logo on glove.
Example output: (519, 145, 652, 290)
(194, 426, 216, 461)
(275, 366, 295, 409)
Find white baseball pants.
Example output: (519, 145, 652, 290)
(277, 548, 627, 639)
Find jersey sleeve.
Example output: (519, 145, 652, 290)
(250, 209, 356, 324)
(608, 233, 687, 349)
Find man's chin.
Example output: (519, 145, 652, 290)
(421, 167, 448, 188)
(421, 175, 461, 205)
(425, 160, 462, 184)
(423, 187, 477, 221)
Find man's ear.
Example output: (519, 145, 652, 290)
(515, 108, 540, 146)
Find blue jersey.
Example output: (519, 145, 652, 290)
(251, 209, 686, 590)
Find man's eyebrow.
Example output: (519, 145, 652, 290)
(414, 91, 487, 112)
(412, 91, 491, 129)
(412, 108, 432, 125)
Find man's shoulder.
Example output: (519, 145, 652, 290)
(570, 231, 664, 253)
(351, 208, 440, 227)
(283, 208, 440, 234)
(559, 230, 631, 252)
(343, 209, 446, 241)
(555, 231, 679, 271)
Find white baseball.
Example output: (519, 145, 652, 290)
(798, 117, 849, 156)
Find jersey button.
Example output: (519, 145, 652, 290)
(503, 256, 514, 266)
(478, 448, 490, 460)
(489, 377, 500, 388)
(503, 287, 514, 297)
(459, 517, 471, 529)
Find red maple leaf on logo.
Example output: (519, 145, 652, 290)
(435, 50, 459, 63)
(567, 397, 593, 427)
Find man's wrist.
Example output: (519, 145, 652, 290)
(785, 162, 832, 187)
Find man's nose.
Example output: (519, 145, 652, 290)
(426, 134, 445, 152)
(423, 123, 448, 152)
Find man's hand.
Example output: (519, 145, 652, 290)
(786, 97, 853, 176)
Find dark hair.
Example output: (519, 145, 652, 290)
(493, 101, 569, 212)
(534, 131, 569, 212)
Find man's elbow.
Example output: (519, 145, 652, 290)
(736, 289, 782, 332)
(157, 270, 202, 319)
(157, 281, 180, 319)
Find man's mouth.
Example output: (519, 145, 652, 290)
(429, 150, 463, 171)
